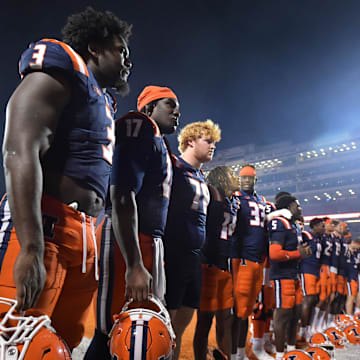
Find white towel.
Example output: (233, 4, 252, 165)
(152, 237, 166, 302)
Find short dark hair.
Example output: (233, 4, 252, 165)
(275, 191, 291, 202)
(140, 100, 158, 116)
(310, 217, 324, 229)
(275, 193, 296, 209)
(62, 7, 132, 60)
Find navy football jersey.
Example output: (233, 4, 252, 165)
(320, 233, 333, 266)
(233, 190, 267, 262)
(299, 231, 322, 277)
(331, 235, 342, 273)
(268, 216, 299, 280)
(164, 155, 210, 252)
(110, 112, 172, 238)
(338, 238, 351, 277)
(347, 249, 359, 281)
(201, 185, 240, 269)
(19, 38, 116, 200)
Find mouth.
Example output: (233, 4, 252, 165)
(121, 69, 130, 80)
(171, 116, 179, 127)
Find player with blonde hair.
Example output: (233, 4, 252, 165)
(164, 119, 221, 360)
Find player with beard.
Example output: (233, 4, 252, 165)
(0, 7, 132, 349)
(164, 120, 221, 360)
(193, 166, 240, 360)
(267, 195, 311, 360)
(231, 165, 268, 360)
(84, 85, 180, 359)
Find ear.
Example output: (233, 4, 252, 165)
(254, 177, 258, 184)
(87, 43, 101, 60)
(187, 138, 196, 148)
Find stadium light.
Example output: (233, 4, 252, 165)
(303, 212, 360, 221)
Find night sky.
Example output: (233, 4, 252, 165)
(2, 0, 360, 156)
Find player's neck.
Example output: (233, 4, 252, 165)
(180, 153, 202, 170)
(241, 189, 254, 195)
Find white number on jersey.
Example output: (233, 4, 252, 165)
(189, 178, 210, 214)
(125, 118, 143, 138)
(220, 212, 237, 240)
(29, 44, 47, 69)
(248, 201, 265, 227)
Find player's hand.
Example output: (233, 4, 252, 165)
(13, 249, 46, 312)
(298, 243, 312, 259)
(125, 263, 152, 302)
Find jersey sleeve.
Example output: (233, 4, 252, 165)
(19, 38, 86, 78)
(110, 112, 160, 193)
(301, 231, 312, 245)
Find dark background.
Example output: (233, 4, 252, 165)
(2, 0, 360, 194)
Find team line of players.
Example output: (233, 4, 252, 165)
(1, 7, 359, 360)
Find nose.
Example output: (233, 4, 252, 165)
(125, 58, 132, 69)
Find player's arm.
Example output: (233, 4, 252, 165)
(3, 71, 70, 311)
(110, 115, 154, 302)
(110, 186, 151, 302)
(269, 219, 310, 261)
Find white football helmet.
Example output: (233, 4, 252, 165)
(0, 297, 71, 360)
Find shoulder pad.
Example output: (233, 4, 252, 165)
(265, 201, 276, 215)
(270, 216, 292, 231)
(302, 231, 313, 241)
(208, 184, 223, 202)
(19, 38, 89, 78)
(115, 111, 161, 139)
(171, 154, 183, 168)
(233, 190, 243, 197)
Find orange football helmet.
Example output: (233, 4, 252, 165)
(334, 313, 353, 330)
(282, 350, 312, 360)
(309, 333, 329, 346)
(324, 327, 347, 348)
(342, 323, 360, 344)
(109, 295, 175, 359)
(0, 297, 71, 360)
(305, 346, 331, 360)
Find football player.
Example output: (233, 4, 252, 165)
(327, 219, 343, 327)
(299, 218, 325, 340)
(231, 165, 268, 360)
(0, 7, 131, 349)
(267, 194, 311, 360)
(310, 218, 334, 333)
(84, 85, 180, 359)
(164, 120, 221, 360)
(193, 166, 240, 360)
